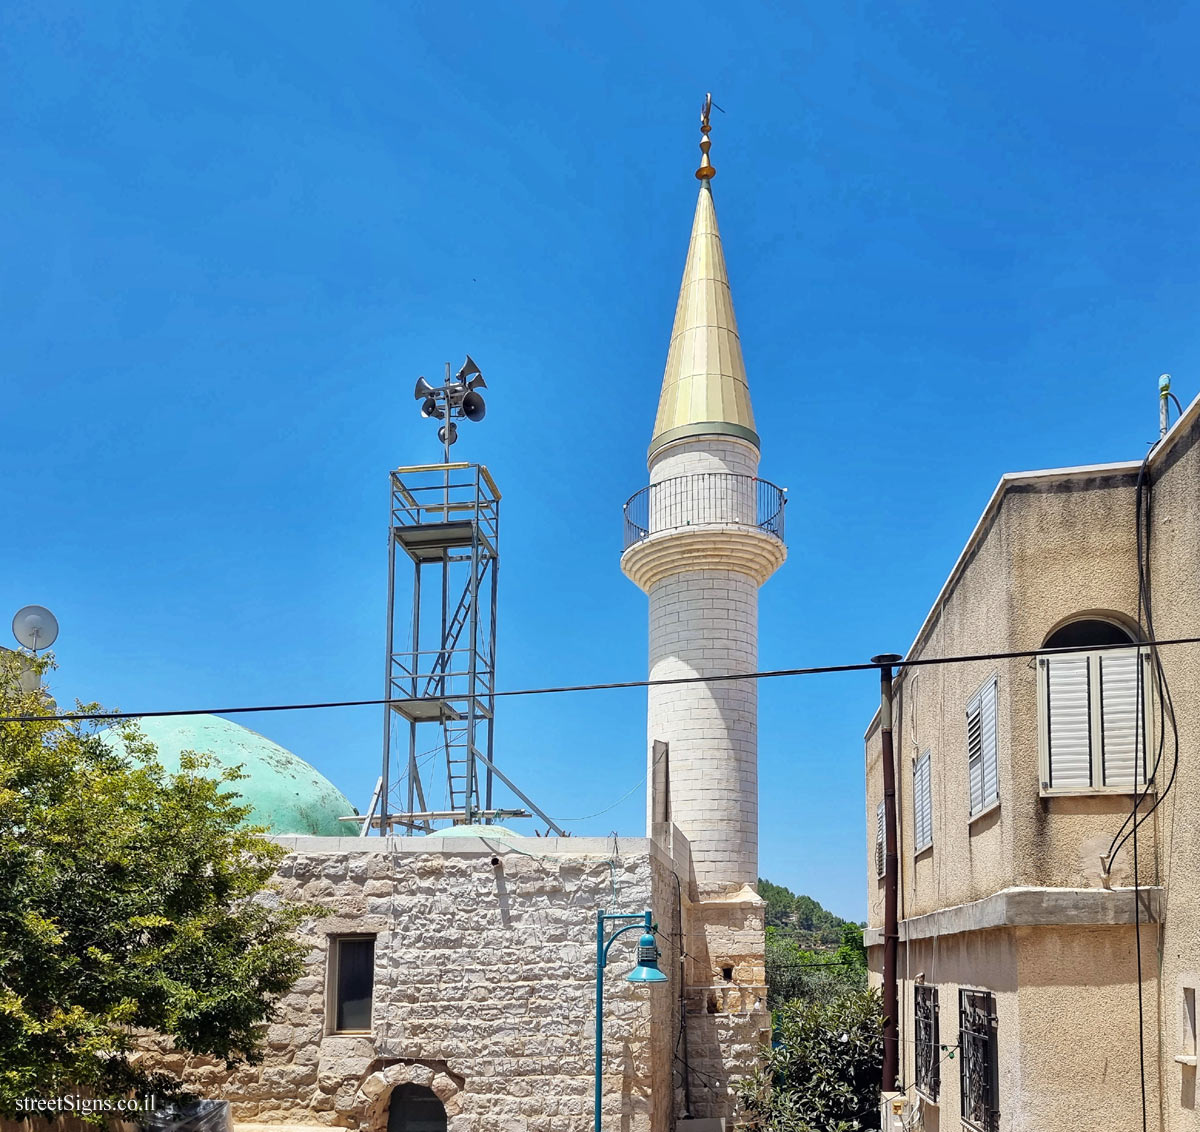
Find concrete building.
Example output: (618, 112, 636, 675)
(863, 389, 1200, 1131)
(125, 113, 782, 1132)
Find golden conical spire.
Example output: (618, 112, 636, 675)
(648, 97, 758, 462)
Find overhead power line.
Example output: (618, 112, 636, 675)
(4, 634, 1200, 726)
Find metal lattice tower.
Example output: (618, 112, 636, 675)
(369, 461, 563, 835)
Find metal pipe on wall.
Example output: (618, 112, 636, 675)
(872, 652, 904, 1092)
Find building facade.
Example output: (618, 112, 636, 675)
(864, 395, 1200, 1131)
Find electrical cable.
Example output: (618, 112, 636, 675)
(556, 746, 667, 822)
(8, 636, 1200, 725)
(1093, 449, 1182, 1132)
(1105, 464, 1180, 868)
(767, 959, 859, 969)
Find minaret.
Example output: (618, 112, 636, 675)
(622, 99, 786, 897)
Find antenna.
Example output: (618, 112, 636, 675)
(1160, 374, 1172, 439)
(12, 605, 59, 652)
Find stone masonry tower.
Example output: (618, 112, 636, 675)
(621, 101, 786, 899)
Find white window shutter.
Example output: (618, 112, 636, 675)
(914, 751, 932, 851)
(1046, 655, 1092, 788)
(966, 694, 984, 815)
(875, 800, 885, 877)
(1100, 650, 1145, 787)
(980, 680, 998, 803)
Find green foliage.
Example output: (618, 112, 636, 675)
(0, 652, 311, 1114)
(765, 929, 866, 1011)
(738, 988, 884, 1132)
(760, 879, 866, 1010)
(758, 877, 860, 949)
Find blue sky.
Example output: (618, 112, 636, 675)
(3, 1, 1198, 920)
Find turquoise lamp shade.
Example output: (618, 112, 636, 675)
(626, 933, 669, 984)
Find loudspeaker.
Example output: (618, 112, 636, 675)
(455, 354, 481, 382)
(462, 391, 486, 422)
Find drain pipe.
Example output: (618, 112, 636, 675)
(872, 652, 904, 1092)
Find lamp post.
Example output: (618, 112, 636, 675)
(594, 909, 668, 1132)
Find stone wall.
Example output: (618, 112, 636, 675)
(141, 834, 762, 1132)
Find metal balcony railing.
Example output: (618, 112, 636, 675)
(622, 473, 786, 551)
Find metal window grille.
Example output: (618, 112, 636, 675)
(959, 989, 999, 1132)
(915, 984, 940, 1100)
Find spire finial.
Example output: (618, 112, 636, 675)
(695, 92, 717, 181)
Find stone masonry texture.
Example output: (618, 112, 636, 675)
(138, 836, 764, 1132)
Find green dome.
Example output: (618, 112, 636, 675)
(419, 824, 524, 839)
(105, 714, 356, 837)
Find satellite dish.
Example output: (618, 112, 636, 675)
(12, 605, 59, 651)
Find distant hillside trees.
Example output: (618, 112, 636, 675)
(747, 879, 882, 1128)
(759, 877, 858, 949)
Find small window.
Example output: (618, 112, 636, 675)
(1038, 624, 1150, 793)
(913, 750, 932, 853)
(914, 984, 940, 1100)
(966, 678, 999, 817)
(874, 799, 885, 878)
(331, 936, 375, 1033)
(960, 989, 999, 1132)
(1184, 988, 1197, 1062)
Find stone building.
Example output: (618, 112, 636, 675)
(130, 117, 784, 1132)
(863, 389, 1200, 1131)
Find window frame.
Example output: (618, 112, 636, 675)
(966, 676, 999, 820)
(959, 988, 999, 1132)
(913, 749, 933, 854)
(1037, 646, 1152, 796)
(328, 934, 376, 1036)
(914, 983, 940, 1102)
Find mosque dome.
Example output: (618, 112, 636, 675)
(104, 713, 356, 837)
(419, 823, 524, 839)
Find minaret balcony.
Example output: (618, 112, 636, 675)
(620, 473, 787, 591)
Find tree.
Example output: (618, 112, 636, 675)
(759, 878, 797, 932)
(0, 652, 310, 1113)
(765, 929, 866, 1011)
(738, 988, 884, 1132)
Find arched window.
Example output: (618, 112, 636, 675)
(1039, 617, 1148, 792)
(386, 1084, 447, 1132)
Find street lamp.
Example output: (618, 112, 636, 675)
(594, 910, 668, 1132)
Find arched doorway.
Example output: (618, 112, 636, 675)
(386, 1083, 447, 1132)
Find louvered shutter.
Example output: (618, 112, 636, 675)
(914, 751, 932, 850)
(1046, 655, 1092, 788)
(1100, 649, 1145, 787)
(966, 694, 984, 815)
(980, 680, 998, 804)
(875, 800, 885, 877)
